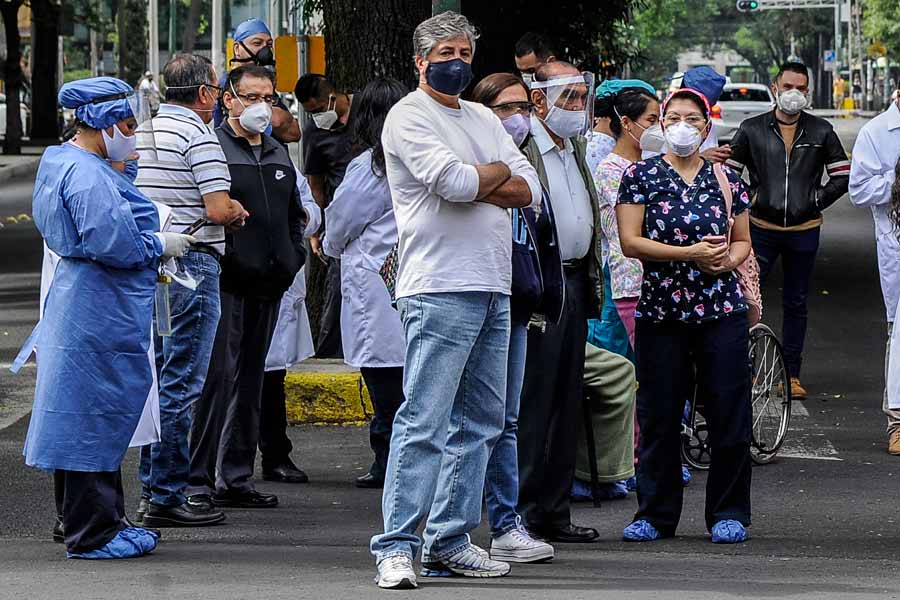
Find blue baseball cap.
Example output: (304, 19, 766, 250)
(233, 18, 272, 43)
(681, 66, 726, 105)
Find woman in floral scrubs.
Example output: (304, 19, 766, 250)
(616, 89, 754, 545)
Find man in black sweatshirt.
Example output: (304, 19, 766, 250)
(188, 65, 307, 510)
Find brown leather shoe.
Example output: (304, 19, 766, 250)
(790, 377, 807, 399)
(888, 430, 900, 456)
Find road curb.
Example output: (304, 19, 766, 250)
(284, 371, 373, 425)
(0, 156, 40, 182)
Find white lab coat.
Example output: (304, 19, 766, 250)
(322, 150, 405, 368)
(264, 171, 322, 371)
(850, 102, 900, 408)
(849, 101, 900, 324)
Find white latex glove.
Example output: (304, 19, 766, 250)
(155, 232, 198, 259)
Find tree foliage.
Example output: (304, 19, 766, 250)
(863, 0, 900, 61)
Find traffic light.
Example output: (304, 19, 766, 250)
(736, 0, 760, 11)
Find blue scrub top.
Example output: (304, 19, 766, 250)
(24, 143, 163, 472)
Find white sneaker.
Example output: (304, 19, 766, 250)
(440, 543, 511, 578)
(375, 555, 418, 590)
(491, 526, 555, 563)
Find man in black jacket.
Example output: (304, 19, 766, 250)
(727, 62, 849, 398)
(188, 65, 307, 510)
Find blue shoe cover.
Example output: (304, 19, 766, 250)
(622, 520, 661, 542)
(625, 476, 637, 492)
(596, 481, 628, 500)
(67, 527, 158, 559)
(570, 478, 594, 502)
(711, 520, 748, 544)
(682, 465, 692, 487)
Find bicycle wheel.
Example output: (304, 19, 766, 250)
(748, 323, 792, 464)
(681, 396, 711, 471)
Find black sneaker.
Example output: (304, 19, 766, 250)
(212, 489, 278, 508)
(141, 501, 226, 527)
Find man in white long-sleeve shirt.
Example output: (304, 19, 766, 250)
(368, 11, 541, 590)
(849, 97, 900, 455)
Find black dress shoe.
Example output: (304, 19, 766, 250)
(355, 472, 384, 489)
(262, 462, 309, 484)
(186, 494, 215, 512)
(141, 501, 226, 527)
(531, 523, 599, 543)
(135, 497, 150, 523)
(212, 489, 278, 508)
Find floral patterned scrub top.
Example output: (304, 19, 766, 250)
(616, 157, 751, 323)
(584, 131, 616, 178)
(593, 152, 644, 300)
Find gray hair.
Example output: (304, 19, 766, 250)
(413, 11, 479, 59)
(163, 54, 214, 105)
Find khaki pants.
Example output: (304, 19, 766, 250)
(575, 343, 636, 483)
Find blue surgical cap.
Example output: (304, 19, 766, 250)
(58, 76, 134, 130)
(234, 18, 271, 43)
(596, 78, 656, 98)
(682, 66, 726, 106)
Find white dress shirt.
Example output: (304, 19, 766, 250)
(530, 115, 594, 261)
(849, 101, 900, 323)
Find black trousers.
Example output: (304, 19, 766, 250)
(633, 313, 752, 535)
(259, 369, 294, 470)
(517, 266, 589, 529)
(315, 257, 343, 359)
(359, 366, 405, 480)
(189, 291, 279, 495)
(54, 469, 126, 554)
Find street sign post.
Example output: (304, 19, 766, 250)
(824, 49, 836, 72)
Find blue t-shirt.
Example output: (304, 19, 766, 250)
(616, 157, 751, 323)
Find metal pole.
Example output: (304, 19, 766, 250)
(168, 0, 176, 55)
(148, 0, 159, 78)
(834, 1, 841, 72)
(212, 0, 224, 76)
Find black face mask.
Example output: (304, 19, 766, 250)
(232, 42, 276, 68)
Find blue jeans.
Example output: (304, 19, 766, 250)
(140, 251, 221, 506)
(750, 224, 820, 377)
(484, 322, 527, 536)
(370, 292, 510, 562)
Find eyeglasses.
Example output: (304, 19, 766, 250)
(489, 101, 534, 118)
(232, 92, 276, 105)
(662, 113, 707, 126)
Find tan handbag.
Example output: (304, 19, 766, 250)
(713, 163, 762, 325)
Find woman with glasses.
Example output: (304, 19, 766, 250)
(616, 88, 754, 544)
(464, 72, 559, 563)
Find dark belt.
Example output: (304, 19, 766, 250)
(188, 244, 221, 262)
(562, 257, 587, 271)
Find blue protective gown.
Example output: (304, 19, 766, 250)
(23, 142, 163, 472)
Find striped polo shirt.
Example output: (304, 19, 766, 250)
(135, 103, 231, 253)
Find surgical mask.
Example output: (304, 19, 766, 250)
(425, 58, 473, 96)
(543, 102, 585, 139)
(102, 124, 137, 162)
(312, 97, 339, 130)
(639, 123, 666, 153)
(776, 89, 808, 115)
(234, 42, 276, 68)
(501, 113, 531, 147)
(664, 121, 703, 157)
(238, 101, 273, 134)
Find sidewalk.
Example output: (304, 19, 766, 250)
(0, 145, 45, 183)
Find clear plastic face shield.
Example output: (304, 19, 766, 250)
(530, 71, 595, 137)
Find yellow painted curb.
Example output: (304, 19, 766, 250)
(284, 371, 373, 425)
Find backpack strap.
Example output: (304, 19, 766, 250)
(712, 162, 733, 218)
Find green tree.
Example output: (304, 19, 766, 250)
(863, 0, 900, 61)
(116, 0, 146, 86)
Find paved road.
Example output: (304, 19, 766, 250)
(3, 118, 900, 598)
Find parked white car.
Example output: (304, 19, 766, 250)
(0, 93, 30, 138)
(712, 83, 774, 144)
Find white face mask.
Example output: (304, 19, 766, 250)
(664, 121, 703, 157)
(228, 81, 273, 134)
(312, 96, 339, 130)
(776, 89, 808, 116)
(102, 123, 137, 162)
(639, 123, 666, 153)
(543, 103, 585, 139)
